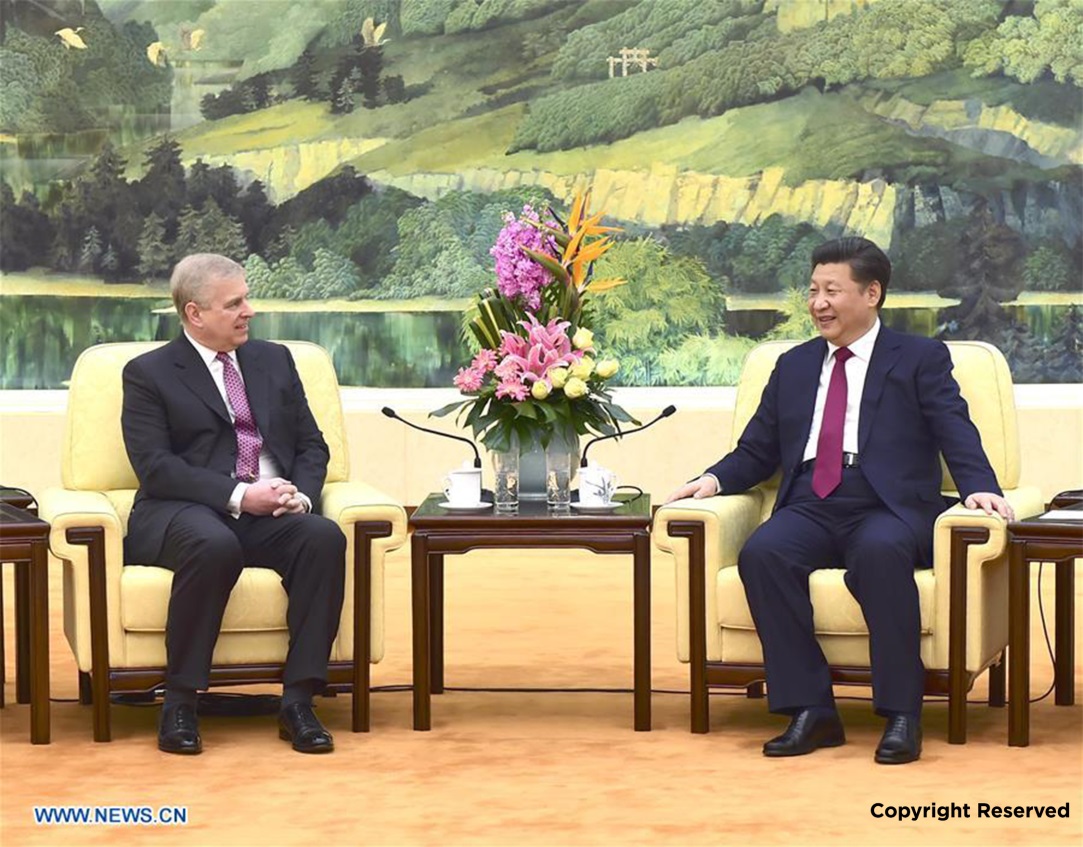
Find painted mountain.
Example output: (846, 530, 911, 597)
(1, 0, 1080, 387)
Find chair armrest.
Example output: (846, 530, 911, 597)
(653, 491, 763, 567)
(38, 488, 123, 562)
(929, 485, 1044, 674)
(320, 481, 408, 667)
(320, 481, 408, 547)
(37, 488, 125, 673)
(653, 491, 764, 662)
(932, 484, 1046, 578)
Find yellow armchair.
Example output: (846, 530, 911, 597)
(39, 341, 407, 741)
(653, 340, 1044, 742)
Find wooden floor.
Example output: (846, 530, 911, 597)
(2, 548, 1080, 846)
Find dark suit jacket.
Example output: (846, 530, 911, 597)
(705, 326, 1001, 563)
(121, 335, 330, 564)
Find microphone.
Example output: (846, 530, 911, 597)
(579, 405, 676, 468)
(381, 407, 482, 468)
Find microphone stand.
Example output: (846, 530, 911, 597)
(381, 407, 483, 468)
(580, 405, 677, 468)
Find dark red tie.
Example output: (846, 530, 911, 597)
(216, 352, 262, 482)
(812, 347, 854, 499)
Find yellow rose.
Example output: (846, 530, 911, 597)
(548, 367, 568, 389)
(530, 380, 551, 400)
(595, 359, 619, 379)
(564, 376, 588, 399)
(570, 356, 594, 380)
(572, 328, 594, 350)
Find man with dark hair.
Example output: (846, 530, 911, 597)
(122, 253, 346, 755)
(667, 236, 1012, 764)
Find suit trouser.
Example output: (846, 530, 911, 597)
(738, 467, 927, 717)
(153, 505, 346, 692)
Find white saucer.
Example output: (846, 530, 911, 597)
(570, 501, 621, 513)
(438, 501, 492, 511)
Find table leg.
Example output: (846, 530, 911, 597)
(1055, 559, 1075, 707)
(1008, 541, 1029, 747)
(0, 572, 5, 708)
(633, 532, 651, 731)
(411, 534, 431, 731)
(15, 561, 30, 704)
(430, 554, 444, 694)
(29, 539, 49, 744)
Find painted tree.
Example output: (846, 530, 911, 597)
(357, 45, 383, 108)
(383, 74, 406, 104)
(174, 205, 204, 257)
(198, 199, 249, 261)
(312, 247, 360, 298)
(590, 237, 723, 385)
(238, 180, 274, 254)
(1045, 306, 1083, 382)
(329, 64, 358, 114)
(137, 213, 173, 280)
(100, 244, 119, 282)
(291, 47, 321, 101)
(0, 183, 52, 270)
(997, 322, 1045, 383)
(139, 137, 186, 226)
(78, 227, 103, 274)
(964, 0, 1083, 86)
(937, 202, 1025, 343)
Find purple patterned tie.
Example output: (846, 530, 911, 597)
(812, 346, 854, 499)
(216, 352, 262, 482)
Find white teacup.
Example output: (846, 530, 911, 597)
(443, 466, 482, 506)
(579, 464, 618, 506)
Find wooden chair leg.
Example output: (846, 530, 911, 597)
(745, 681, 765, 699)
(988, 654, 1006, 708)
(78, 671, 93, 705)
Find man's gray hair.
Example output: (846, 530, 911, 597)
(170, 254, 246, 322)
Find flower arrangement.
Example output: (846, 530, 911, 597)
(433, 191, 637, 453)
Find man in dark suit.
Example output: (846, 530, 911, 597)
(667, 237, 1013, 764)
(122, 253, 346, 755)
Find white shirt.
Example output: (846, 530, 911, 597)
(183, 331, 309, 516)
(802, 318, 881, 462)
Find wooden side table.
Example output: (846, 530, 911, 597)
(1007, 501, 1081, 746)
(0, 502, 51, 743)
(0, 487, 36, 710)
(409, 492, 653, 731)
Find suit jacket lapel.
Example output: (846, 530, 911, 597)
(172, 336, 230, 424)
(793, 338, 827, 455)
(859, 325, 904, 452)
(237, 343, 271, 437)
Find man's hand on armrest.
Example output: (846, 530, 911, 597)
(964, 491, 1014, 521)
(665, 475, 720, 504)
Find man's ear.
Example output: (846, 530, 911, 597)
(184, 301, 201, 326)
(866, 281, 882, 308)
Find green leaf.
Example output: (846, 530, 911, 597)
(432, 400, 468, 418)
(514, 400, 538, 420)
(520, 246, 569, 285)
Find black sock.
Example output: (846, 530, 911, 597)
(163, 688, 197, 710)
(282, 680, 314, 710)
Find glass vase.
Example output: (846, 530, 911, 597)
(517, 429, 579, 502)
(491, 449, 519, 512)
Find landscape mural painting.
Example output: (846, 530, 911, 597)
(1, 0, 1080, 390)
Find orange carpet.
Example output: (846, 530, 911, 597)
(1, 549, 1080, 846)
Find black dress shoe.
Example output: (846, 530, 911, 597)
(158, 704, 202, 755)
(278, 703, 334, 754)
(875, 714, 922, 764)
(763, 708, 846, 757)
